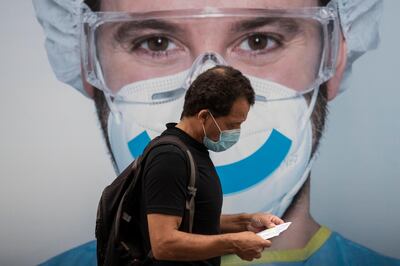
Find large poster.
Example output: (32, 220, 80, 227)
(0, 0, 399, 265)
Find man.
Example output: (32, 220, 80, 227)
(33, 0, 400, 265)
(135, 65, 283, 265)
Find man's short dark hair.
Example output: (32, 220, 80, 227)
(181, 66, 255, 118)
(320, 0, 331, 6)
(85, 0, 100, 10)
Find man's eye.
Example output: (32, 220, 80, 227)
(239, 34, 280, 52)
(139, 36, 176, 52)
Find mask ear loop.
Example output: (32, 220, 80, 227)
(290, 85, 320, 150)
(95, 59, 122, 124)
(300, 86, 320, 132)
(208, 111, 222, 134)
(203, 111, 222, 143)
(103, 92, 121, 124)
(268, 86, 320, 217)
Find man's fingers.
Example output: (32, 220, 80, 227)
(258, 216, 277, 228)
(262, 239, 272, 248)
(248, 213, 285, 232)
(272, 216, 284, 224)
(258, 214, 284, 228)
(247, 224, 265, 233)
(266, 221, 277, 228)
(242, 256, 254, 262)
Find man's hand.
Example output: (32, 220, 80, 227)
(246, 213, 284, 233)
(147, 213, 273, 261)
(230, 231, 271, 261)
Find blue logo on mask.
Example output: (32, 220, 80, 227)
(128, 129, 291, 194)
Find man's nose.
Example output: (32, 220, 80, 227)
(187, 19, 230, 59)
(191, 43, 228, 60)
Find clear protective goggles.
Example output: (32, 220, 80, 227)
(81, 4, 340, 104)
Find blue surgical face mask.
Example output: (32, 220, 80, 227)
(202, 112, 241, 152)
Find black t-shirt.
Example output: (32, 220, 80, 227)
(140, 123, 223, 266)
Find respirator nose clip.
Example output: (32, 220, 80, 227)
(183, 52, 228, 90)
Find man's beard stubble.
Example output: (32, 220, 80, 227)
(92, 83, 329, 211)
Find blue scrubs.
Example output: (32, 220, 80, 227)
(40, 226, 400, 266)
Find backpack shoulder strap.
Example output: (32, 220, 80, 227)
(112, 135, 198, 263)
(144, 135, 197, 233)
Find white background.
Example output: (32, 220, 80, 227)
(0, 1, 399, 265)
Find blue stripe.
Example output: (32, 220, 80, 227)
(128, 131, 151, 158)
(217, 129, 291, 194)
(127, 129, 291, 194)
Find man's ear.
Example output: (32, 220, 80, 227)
(197, 109, 209, 124)
(326, 32, 348, 101)
(81, 66, 95, 98)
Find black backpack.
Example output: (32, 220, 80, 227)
(96, 135, 197, 266)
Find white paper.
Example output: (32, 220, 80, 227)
(256, 222, 292, 240)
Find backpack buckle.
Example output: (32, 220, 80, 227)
(187, 186, 197, 197)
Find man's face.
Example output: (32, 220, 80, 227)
(97, 0, 323, 95)
(202, 97, 250, 142)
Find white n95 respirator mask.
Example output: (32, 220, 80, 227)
(107, 52, 317, 217)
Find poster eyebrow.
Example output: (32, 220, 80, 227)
(115, 19, 184, 38)
(231, 17, 300, 33)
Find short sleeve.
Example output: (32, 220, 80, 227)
(143, 145, 188, 217)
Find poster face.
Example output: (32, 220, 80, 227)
(0, 1, 399, 265)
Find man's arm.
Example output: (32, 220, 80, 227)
(147, 213, 271, 262)
(220, 213, 252, 233)
(220, 213, 285, 233)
